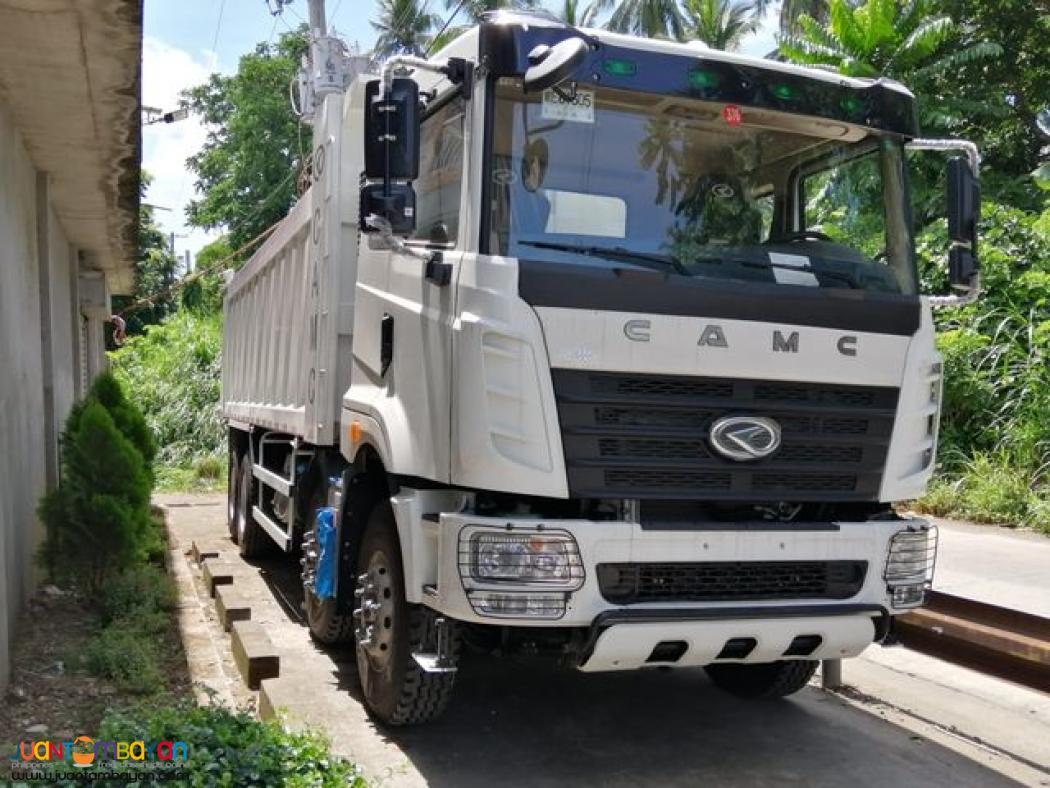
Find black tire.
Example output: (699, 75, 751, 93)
(227, 451, 241, 540)
(355, 503, 460, 726)
(302, 488, 354, 645)
(236, 456, 268, 558)
(705, 660, 819, 699)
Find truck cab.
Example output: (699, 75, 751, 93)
(223, 11, 980, 726)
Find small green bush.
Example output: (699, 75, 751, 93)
(83, 623, 164, 694)
(99, 565, 177, 627)
(193, 454, 225, 481)
(85, 700, 366, 787)
(39, 399, 155, 592)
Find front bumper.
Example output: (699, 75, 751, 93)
(426, 514, 933, 641)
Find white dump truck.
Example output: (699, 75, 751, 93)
(222, 10, 981, 725)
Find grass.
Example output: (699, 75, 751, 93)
(915, 454, 1050, 533)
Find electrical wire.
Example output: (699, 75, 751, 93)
(116, 166, 298, 319)
(426, 0, 467, 56)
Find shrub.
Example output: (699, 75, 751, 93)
(82, 623, 164, 694)
(38, 400, 155, 592)
(89, 700, 365, 787)
(111, 310, 225, 479)
(98, 565, 177, 627)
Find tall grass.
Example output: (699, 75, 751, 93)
(110, 309, 226, 491)
(914, 201, 1050, 532)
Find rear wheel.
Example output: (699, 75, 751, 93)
(227, 451, 241, 540)
(302, 488, 354, 644)
(236, 456, 268, 558)
(705, 660, 818, 699)
(354, 503, 460, 726)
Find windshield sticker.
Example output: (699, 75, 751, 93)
(542, 89, 595, 123)
(722, 104, 743, 127)
(768, 252, 820, 287)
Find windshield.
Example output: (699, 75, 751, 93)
(487, 79, 917, 295)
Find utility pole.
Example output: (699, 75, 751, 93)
(308, 0, 325, 35)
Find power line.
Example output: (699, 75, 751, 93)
(426, 0, 467, 56)
(210, 0, 228, 63)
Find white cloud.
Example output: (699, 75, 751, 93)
(141, 36, 223, 263)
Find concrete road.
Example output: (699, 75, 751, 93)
(928, 517, 1050, 617)
(162, 495, 1048, 787)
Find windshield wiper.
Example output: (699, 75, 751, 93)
(694, 255, 861, 289)
(519, 240, 691, 276)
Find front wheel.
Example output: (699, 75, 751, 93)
(354, 503, 460, 726)
(705, 660, 818, 699)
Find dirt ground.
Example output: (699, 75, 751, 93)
(0, 565, 191, 774)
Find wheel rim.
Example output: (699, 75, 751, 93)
(237, 469, 248, 541)
(355, 550, 396, 671)
(227, 458, 238, 524)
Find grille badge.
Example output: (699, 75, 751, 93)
(709, 416, 782, 461)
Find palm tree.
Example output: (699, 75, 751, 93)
(775, 0, 829, 36)
(605, 0, 686, 40)
(450, 0, 536, 24)
(371, 0, 441, 57)
(778, 0, 999, 80)
(682, 0, 760, 50)
(558, 0, 603, 27)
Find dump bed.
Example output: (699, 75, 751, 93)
(222, 90, 360, 446)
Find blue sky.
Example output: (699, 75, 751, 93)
(142, 0, 779, 262)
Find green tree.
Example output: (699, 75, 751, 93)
(929, 0, 1050, 179)
(682, 0, 759, 49)
(372, 0, 441, 57)
(184, 29, 309, 250)
(111, 173, 179, 336)
(605, 0, 686, 39)
(778, 0, 1000, 133)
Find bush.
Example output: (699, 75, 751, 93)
(111, 310, 225, 484)
(98, 565, 177, 627)
(87, 700, 365, 787)
(82, 623, 165, 694)
(38, 398, 155, 592)
(914, 199, 1050, 529)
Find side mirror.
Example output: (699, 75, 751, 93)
(946, 157, 979, 290)
(364, 78, 420, 180)
(361, 77, 420, 236)
(359, 183, 416, 235)
(524, 37, 589, 93)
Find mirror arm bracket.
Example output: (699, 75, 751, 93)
(906, 138, 980, 176)
(907, 138, 982, 309)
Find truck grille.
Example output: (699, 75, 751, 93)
(597, 560, 869, 604)
(553, 370, 898, 501)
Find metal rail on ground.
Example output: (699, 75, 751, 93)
(895, 591, 1050, 694)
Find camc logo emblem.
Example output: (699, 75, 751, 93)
(709, 416, 782, 461)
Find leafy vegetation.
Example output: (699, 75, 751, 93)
(78, 701, 366, 787)
(183, 29, 309, 250)
(111, 309, 225, 491)
(38, 374, 160, 591)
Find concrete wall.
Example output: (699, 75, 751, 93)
(0, 100, 104, 690)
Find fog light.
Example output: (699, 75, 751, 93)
(891, 583, 926, 609)
(467, 531, 584, 589)
(469, 591, 566, 619)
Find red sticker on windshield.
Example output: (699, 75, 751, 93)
(722, 104, 743, 126)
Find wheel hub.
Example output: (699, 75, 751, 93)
(354, 552, 395, 665)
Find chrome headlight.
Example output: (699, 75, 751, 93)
(465, 530, 584, 589)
